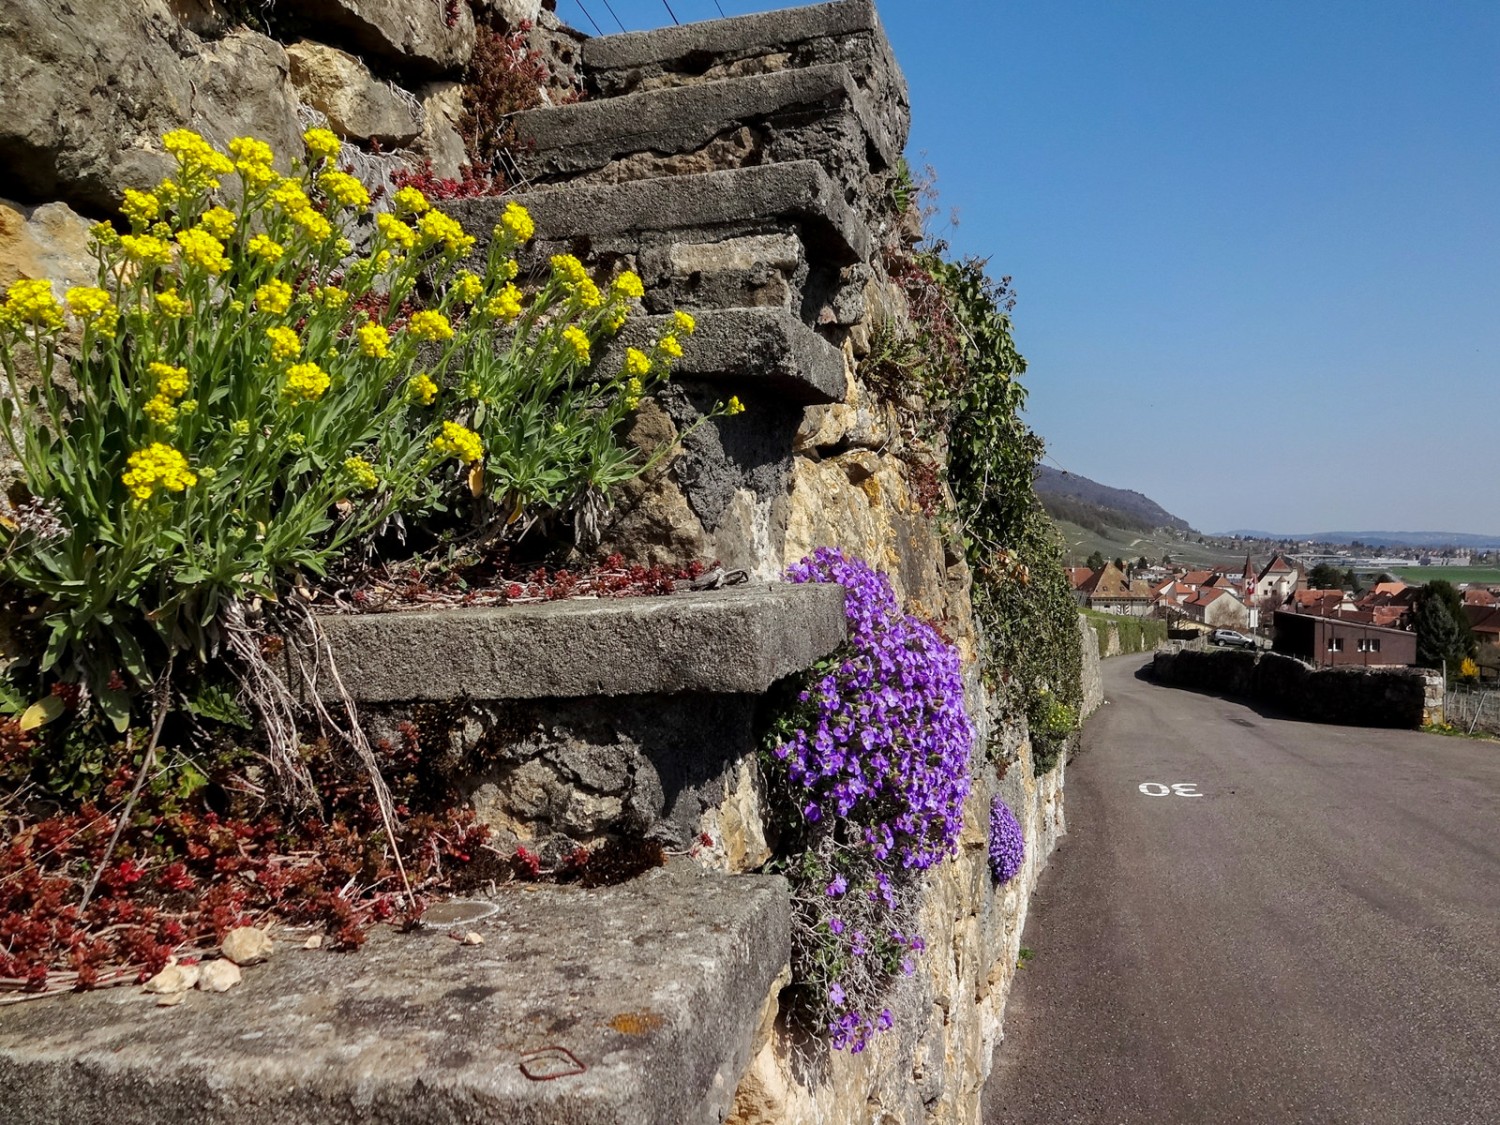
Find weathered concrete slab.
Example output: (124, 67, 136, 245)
(511, 62, 898, 183)
(604, 307, 847, 405)
(298, 582, 846, 703)
(0, 864, 791, 1125)
(583, 0, 908, 153)
(451, 159, 871, 265)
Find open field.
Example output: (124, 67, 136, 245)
(1051, 520, 1247, 570)
(1382, 567, 1500, 586)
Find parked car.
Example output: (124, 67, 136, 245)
(1210, 629, 1256, 649)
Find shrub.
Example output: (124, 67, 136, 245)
(764, 548, 972, 1051)
(987, 797, 1024, 883)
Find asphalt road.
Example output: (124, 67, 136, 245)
(983, 655, 1500, 1125)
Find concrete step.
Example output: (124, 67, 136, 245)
(510, 62, 899, 189)
(582, 0, 908, 159)
(0, 864, 791, 1125)
(451, 159, 871, 269)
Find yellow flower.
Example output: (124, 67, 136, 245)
(161, 129, 233, 189)
(154, 179, 182, 206)
(142, 395, 178, 426)
(658, 333, 684, 360)
(121, 189, 160, 228)
(179, 399, 198, 415)
(175, 227, 230, 275)
(318, 169, 370, 209)
(148, 361, 189, 401)
(623, 347, 651, 378)
(418, 209, 474, 254)
(289, 206, 333, 242)
(247, 233, 284, 263)
(498, 201, 535, 243)
(573, 278, 602, 308)
(431, 420, 484, 464)
(231, 419, 252, 437)
(1, 279, 64, 331)
(407, 309, 453, 342)
(119, 234, 173, 269)
(725, 395, 746, 416)
(269, 179, 312, 214)
(198, 206, 237, 240)
(496, 258, 519, 282)
(393, 186, 430, 215)
(485, 283, 523, 321)
(154, 288, 191, 318)
(303, 127, 342, 163)
(343, 457, 379, 491)
(407, 372, 439, 405)
(452, 270, 484, 304)
(604, 309, 628, 334)
(282, 361, 330, 403)
(265, 325, 301, 362)
(89, 221, 121, 248)
(228, 136, 274, 168)
(611, 270, 645, 300)
(375, 211, 416, 250)
(550, 253, 590, 289)
(315, 286, 350, 308)
(562, 324, 590, 363)
(255, 279, 294, 315)
(120, 441, 197, 502)
(672, 309, 696, 336)
(64, 287, 118, 337)
(356, 321, 391, 358)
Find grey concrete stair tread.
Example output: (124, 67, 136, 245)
(511, 62, 898, 180)
(451, 160, 871, 265)
(0, 865, 791, 1125)
(293, 582, 846, 704)
(605, 307, 847, 406)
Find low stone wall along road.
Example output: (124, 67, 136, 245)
(984, 655, 1500, 1125)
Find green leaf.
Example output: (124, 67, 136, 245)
(97, 687, 131, 732)
(19, 694, 65, 731)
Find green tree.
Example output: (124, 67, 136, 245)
(1085, 550, 1106, 571)
(1113, 557, 1126, 571)
(1308, 563, 1343, 589)
(1136, 555, 1151, 570)
(1414, 584, 1473, 671)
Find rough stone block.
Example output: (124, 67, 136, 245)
(286, 40, 424, 146)
(293, 0, 475, 77)
(0, 864, 792, 1125)
(453, 160, 870, 266)
(296, 582, 846, 703)
(582, 0, 908, 153)
(603, 308, 847, 406)
(511, 63, 899, 184)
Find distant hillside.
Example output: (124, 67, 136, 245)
(1034, 466, 1191, 537)
(1226, 530, 1500, 550)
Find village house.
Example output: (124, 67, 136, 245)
(1073, 562, 1154, 616)
(1272, 610, 1418, 668)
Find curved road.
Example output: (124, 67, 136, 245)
(984, 655, 1500, 1125)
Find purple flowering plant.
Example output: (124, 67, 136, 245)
(987, 797, 1025, 883)
(763, 547, 973, 1052)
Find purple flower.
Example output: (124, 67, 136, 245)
(828, 983, 846, 1007)
(825, 874, 848, 897)
(988, 797, 1026, 883)
(828, 917, 845, 934)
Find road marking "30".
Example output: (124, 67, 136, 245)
(1138, 782, 1203, 797)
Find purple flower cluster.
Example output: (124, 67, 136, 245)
(771, 547, 975, 1052)
(988, 797, 1025, 884)
(780, 547, 974, 870)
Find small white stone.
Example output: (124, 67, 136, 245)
(221, 925, 274, 965)
(459, 931, 484, 946)
(303, 934, 325, 950)
(143, 962, 199, 994)
(197, 959, 243, 993)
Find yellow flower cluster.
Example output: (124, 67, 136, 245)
(394, 186, 430, 215)
(343, 456, 379, 491)
(1, 279, 64, 331)
(550, 254, 590, 289)
(725, 395, 746, 416)
(314, 286, 349, 308)
(269, 178, 333, 241)
(266, 325, 301, 362)
(562, 325, 590, 363)
(623, 347, 651, 378)
(407, 372, 439, 405)
(318, 169, 370, 209)
(407, 310, 453, 342)
(176, 228, 230, 275)
(121, 189, 160, 228)
(356, 321, 390, 358)
(498, 201, 535, 243)
(162, 129, 234, 192)
(119, 234, 173, 269)
(142, 361, 190, 426)
(121, 441, 197, 502)
(452, 271, 484, 304)
(303, 127, 342, 163)
(623, 377, 644, 411)
(229, 136, 276, 189)
(376, 212, 416, 250)
(658, 334, 684, 360)
(611, 271, 645, 300)
(432, 420, 484, 464)
(255, 280, 294, 315)
(283, 361, 330, 403)
(673, 310, 696, 336)
(485, 284, 523, 322)
(65, 287, 119, 337)
(418, 210, 474, 254)
(155, 288, 191, 318)
(247, 233, 284, 263)
(199, 207, 236, 240)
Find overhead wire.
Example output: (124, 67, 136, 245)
(662, 1, 681, 24)
(570, 0, 605, 35)
(599, 0, 628, 32)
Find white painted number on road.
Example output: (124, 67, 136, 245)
(1138, 782, 1204, 797)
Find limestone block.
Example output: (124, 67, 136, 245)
(475, 0, 543, 28)
(413, 81, 469, 178)
(0, 200, 95, 292)
(293, 0, 475, 76)
(286, 41, 424, 146)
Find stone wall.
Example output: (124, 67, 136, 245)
(1079, 614, 1104, 718)
(1151, 647, 1438, 728)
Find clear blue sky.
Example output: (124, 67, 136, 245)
(564, 1, 1500, 537)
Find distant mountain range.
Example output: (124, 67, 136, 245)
(1223, 530, 1500, 550)
(1034, 466, 1191, 535)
